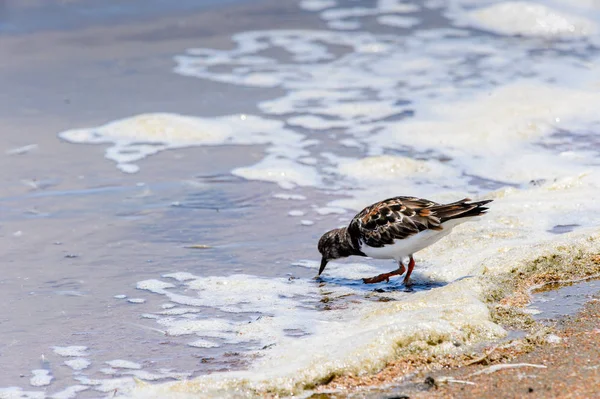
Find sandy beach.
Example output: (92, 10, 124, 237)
(316, 260, 600, 398)
(415, 296, 600, 399)
(316, 293, 600, 398)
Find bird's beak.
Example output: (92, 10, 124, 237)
(318, 257, 329, 276)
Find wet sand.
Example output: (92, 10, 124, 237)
(316, 282, 600, 399)
(412, 295, 600, 399)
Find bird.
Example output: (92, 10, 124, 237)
(317, 196, 492, 285)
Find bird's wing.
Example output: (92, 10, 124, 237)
(349, 196, 444, 248)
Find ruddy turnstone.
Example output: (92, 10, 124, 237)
(317, 196, 492, 285)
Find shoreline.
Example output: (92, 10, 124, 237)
(411, 293, 600, 399)
(320, 292, 600, 398)
(316, 295, 600, 399)
(316, 257, 600, 398)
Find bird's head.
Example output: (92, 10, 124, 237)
(317, 228, 344, 276)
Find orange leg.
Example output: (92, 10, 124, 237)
(403, 255, 415, 286)
(363, 261, 406, 284)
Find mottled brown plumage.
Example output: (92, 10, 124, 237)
(317, 196, 492, 285)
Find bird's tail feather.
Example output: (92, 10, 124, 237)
(432, 198, 493, 223)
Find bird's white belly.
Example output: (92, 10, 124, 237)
(360, 218, 469, 260)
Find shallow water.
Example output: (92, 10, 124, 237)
(530, 278, 600, 322)
(1, 0, 600, 398)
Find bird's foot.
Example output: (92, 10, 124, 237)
(363, 271, 401, 284)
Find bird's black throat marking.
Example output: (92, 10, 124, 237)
(319, 227, 365, 260)
(318, 227, 365, 276)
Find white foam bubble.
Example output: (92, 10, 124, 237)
(52, 346, 88, 357)
(308, 0, 420, 30)
(58, 113, 307, 175)
(377, 15, 420, 28)
(232, 156, 322, 189)
(338, 155, 455, 181)
(92, 377, 135, 394)
(64, 359, 91, 371)
(69, 375, 135, 396)
(315, 207, 346, 215)
(122, 369, 192, 382)
(133, 272, 365, 357)
(99, 368, 117, 375)
(378, 0, 420, 13)
(157, 318, 234, 339)
(325, 154, 465, 210)
(299, 0, 337, 11)
(288, 210, 306, 216)
(29, 370, 52, 387)
(287, 115, 349, 130)
(188, 339, 220, 349)
(158, 307, 201, 316)
(174, 26, 598, 162)
(136, 279, 176, 293)
(465, 2, 598, 38)
(0, 387, 45, 399)
(72, 375, 101, 385)
(118, 164, 140, 174)
(339, 138, 361, 148)
(273, 193, 307, 200)
(370, 81, 600, 186)
(162, 272, 196, 282)
(106, 360, 142, 370)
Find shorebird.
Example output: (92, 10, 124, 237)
(317, 196, 492, 285)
